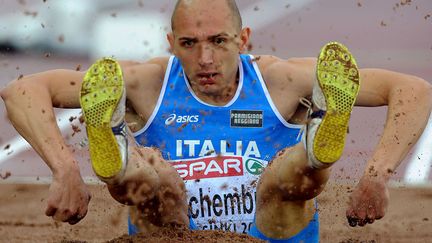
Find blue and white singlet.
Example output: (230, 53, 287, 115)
(134, 54, 304, 233)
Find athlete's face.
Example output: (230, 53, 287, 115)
(168, 1, 250, 98)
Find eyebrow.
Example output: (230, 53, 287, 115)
(178, 32, 232, 41)
(209, 33, 231, 39)
(211, 33, 231, 38)
(178, 37, 198, 42)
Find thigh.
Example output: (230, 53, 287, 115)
(249, 209, 320, 243)
(254, 143, 318, 238)
(129, 147, 189, 231)
(257, 143, 309, 200)
(107, 146, 161, 204)
(258, 142, 330, 201)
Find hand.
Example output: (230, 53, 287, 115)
(45, 167, 91, 225)
(346, 175, 389, 227)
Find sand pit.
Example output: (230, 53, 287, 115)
(0, 182, 431, 243)
(105, 226, 265, 243)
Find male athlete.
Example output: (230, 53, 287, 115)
(1, 0, 431, 242)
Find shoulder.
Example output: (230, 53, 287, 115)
(253, 55, 316, 96)
(253, 55, 316, 74)
(122, 56, 171, 89)
(121, 56, 170, 77)
(145, 56, 171, 73)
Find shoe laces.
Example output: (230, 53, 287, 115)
(299, 97, 313, 115)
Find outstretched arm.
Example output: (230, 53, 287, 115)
(1, 70, 84, 173)
(347, 68, 432, 226)
(1, 69, 91, 224)
(0, 59, 162, 224)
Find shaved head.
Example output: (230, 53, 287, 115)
(171, 0, 242, 32)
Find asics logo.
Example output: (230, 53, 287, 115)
(165, 114, 177, 125)
(165, 114, 199, 125)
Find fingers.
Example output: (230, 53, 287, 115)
(346, 177, 390, 227)
(347, 216, 358, 227)
(68, 194, 91, 224)
(67, 207, 88, 225)
(367, 217, 375, 224)
(49, 207, 88, 224)
(45, 193, 91, 225)
(347, 212, 367, 227)
(375, 205, 385, 220)
(45, 205, 57, 217)
(346, 204, 382, 227)
(357, 218, 367, 227)
(366, 205, 376, 224)
(52, 209, 74, 222)
(67, 214, 82, 225)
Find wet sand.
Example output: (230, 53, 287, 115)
(0, 182, 431, 243)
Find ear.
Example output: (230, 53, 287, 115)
(167, 32, 175, 54)
(238, 27, 251, 53)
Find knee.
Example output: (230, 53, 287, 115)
(273, 144, 307, 165)
(156, 161, 187, 202)
(132, 146, 186, 203)
(279, 177, 327, 201)
(258, 145, 329, 201)
(107, 173, 160, 205)
(131, 146, 163, 165)
(107, 147, 163, 205)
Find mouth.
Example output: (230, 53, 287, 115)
(197, 72, 219, 85)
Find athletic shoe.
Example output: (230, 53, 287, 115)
(80, 57, 128, 182)
(307, 42, 360, 169)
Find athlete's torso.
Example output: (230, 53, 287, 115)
(134, 54, 304, 233)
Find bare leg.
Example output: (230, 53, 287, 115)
(256, 143, 329, 239)
(254, 42, 361, 239)
(79, 57, 188, 232)
(107, 143, 189, 233)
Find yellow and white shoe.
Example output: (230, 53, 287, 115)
(307, 42, 360, 169)
(80, 57, 128, 182)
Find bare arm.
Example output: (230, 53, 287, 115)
(0, 58, 164, 173)
(1, 69, 90, 224)
(347, 68, 432, 226)
(355, 68, 432, 179)
(258, 56, 316, 122)
(1, 70, 84, 173)
(262, 57, 432, 169)
(122, 59, 167, 123)
(0, 59, 148, 224)
(275, 61, 432, 177)
(0, 59, 148, 168)
(263, 57, 432, 226)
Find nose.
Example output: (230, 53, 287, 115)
(198, 43, 214, 67)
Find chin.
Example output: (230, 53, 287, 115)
(199, 85, 219, 95)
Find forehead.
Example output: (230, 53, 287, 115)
(173, 2, 237, 36)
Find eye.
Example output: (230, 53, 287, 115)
(213, 37, 226, 46)
(181, 40, 195, 48)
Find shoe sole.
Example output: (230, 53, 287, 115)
(80, 58, 124, 179)
(314, 42, 360, 163)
